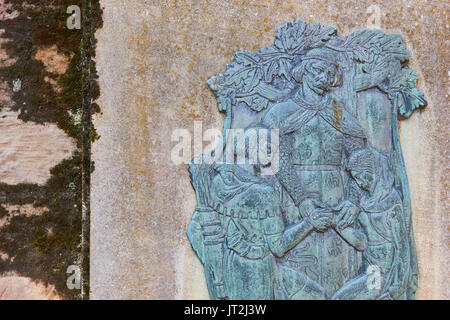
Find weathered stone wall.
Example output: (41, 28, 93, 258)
(92, 0, 448, 299)
(0, 0, 102, 299)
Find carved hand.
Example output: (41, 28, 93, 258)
(308, 211, 333, 232)
(298, 198, 328, 218)
(335, 200, 360, 229)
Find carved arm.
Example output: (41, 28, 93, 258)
(332, 220, 367, 251)
(263, 215, 314, 258)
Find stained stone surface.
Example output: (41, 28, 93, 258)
(92, 0, 448, 299)
(0, 109, 75, 185)
(0, 273, 60, 300)
(0, 1, 83, 300)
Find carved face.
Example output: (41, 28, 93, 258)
(304, 60, 337, 94)
(350, 169, 375, 192)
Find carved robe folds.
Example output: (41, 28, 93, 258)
(262, 94, 365, 294)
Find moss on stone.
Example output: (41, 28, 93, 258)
(0, 1, 102, 299)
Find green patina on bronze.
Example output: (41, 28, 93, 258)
(188, 18, 426, 300)
(0, 0, 102, 299)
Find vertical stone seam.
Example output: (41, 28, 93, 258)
(81, 0, 92, 300)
